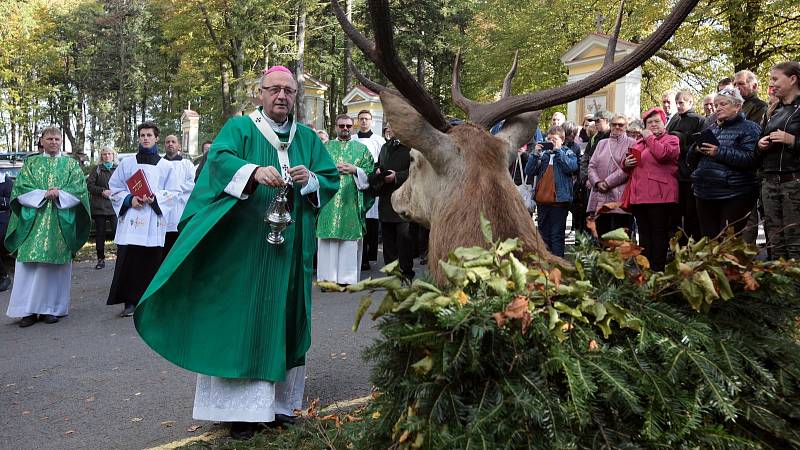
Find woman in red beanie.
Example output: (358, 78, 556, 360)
(623, 107, 680, 270)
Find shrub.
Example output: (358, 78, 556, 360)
(349, 218, 800, 449)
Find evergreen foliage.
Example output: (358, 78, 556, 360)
(348, 219, 800, 449)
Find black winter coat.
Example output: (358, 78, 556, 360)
(760, 97, 800, 174)
(368, 139, 411, 223)
(86, 164, 116, 216)
(688, 113, 761, 200)
(0, 177, 13, 239)
(667, 109, 706, 181)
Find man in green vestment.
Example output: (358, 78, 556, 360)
(133, 66, 339, 439)
(5, 126, 90, 327)
(316, 114, 374, 286)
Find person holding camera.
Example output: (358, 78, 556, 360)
(587, 114, 636, 237)
(525, 126, 578, 257)
(757, 61, 800, 259)
(687, 87, 761, 239)
(623, 108, 680, 271)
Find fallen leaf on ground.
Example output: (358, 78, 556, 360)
(22, 411, 30, 415)
(160, 421, 176, 428)
(320, 413, 341, 427)
(131, 417, 143, 422)
(134, 392, 141, 396)
(85, 395, 95, 402)
(40, 416, 48, 420)
(64, 430, 74, 436)
(186, 424, 202, 432)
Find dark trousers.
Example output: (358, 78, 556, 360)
(595, 213, 634, 239)
(696, 192, 758, 239)
(631, 203, 675, 271)
(362, 218, 380, 262)
(741, 198, 766, 246)
(163, 231, 179, 261)
(761, 178, 800, 259)
(676, 181, 701, 243)
(382, 221, 414, 277)
(409, 222, 429, 263)
(94, 215, 116, 260)
(537, 204, 570, 257)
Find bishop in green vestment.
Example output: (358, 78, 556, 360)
(316, 115, 374, 285)
(5, 127, 90, 326)
(134, 67, 339, 430)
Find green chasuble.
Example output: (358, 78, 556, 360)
(316, 139, 374, 240)
(134, 112, 339, 382)
(5, 155, 90, 264)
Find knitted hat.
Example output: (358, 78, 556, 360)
(642, 107, 666, 124)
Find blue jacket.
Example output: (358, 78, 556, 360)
(688, 112, 761, 200)
(525, 147, 579, 203)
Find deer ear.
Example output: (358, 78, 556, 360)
(495, 111, 541, 153)
(380, 91, 455, 169)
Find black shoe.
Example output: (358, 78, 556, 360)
(40, 314, 59, 324)
(0, 276, 10, 292)
(229, 421, 256, 440)
(274, 414, 297, 426)
(361, 262, 371, 271)
(120, 304, 135, 317)
(18, 315, 37, 328)
(95, 259, 105, 270)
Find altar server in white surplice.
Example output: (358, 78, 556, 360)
(161, 134, 195, 258)
(354, 109, 385, 269)
(106, 121, 180, 318)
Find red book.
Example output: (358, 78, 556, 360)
(126, 169, 154, 198)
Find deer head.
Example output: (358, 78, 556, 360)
(332, 0, 699, 281)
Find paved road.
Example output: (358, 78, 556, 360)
(0, 258, 402, 450)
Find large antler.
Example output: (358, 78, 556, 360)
(454, 0, 699, 128)
(331, 0, 450, 132)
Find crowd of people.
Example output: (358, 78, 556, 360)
(2, 60, 798, 439)
(511, 61, 800, 271)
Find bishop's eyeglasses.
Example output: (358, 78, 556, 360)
(261, 85, 297, 96)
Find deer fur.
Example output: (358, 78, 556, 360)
(385, 91, 566, 282)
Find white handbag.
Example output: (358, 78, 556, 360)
(515, 154, 536, 213)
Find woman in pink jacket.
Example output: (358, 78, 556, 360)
(587, 114, 637, 237)
(623, 107, 680, 270)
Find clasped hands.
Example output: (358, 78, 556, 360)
(758, 130, 796, 151)
(44, 188, 60, 200)
(131, 195, 154, 208)
(254, 165, 310, 188)
(375, 167, 396, 183)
